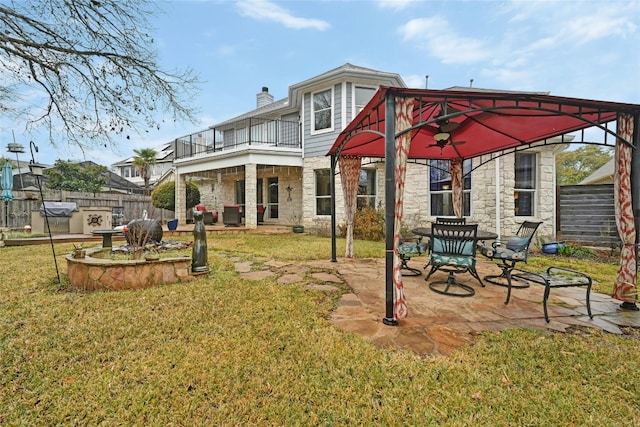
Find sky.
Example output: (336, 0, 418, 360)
(3, 0, 640, 167)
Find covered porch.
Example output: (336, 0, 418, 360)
(174, 153, 303, 229)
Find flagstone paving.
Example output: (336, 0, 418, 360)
(233, 255, 640, 357)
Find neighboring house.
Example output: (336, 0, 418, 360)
(169, 63, 563, 239)
(112, 142, 175, 190)
(10, 160, 141, 194)
(77, 161, 144, 194)
(579, 158, 614, 185)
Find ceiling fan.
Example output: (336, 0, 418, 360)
(428, 119, 465, 149)
(426, 102, 467, 149)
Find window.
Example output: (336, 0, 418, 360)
(354, 86, 376, 115)
(268, 177, 278, 218)
(357, 169, 376, 209)
(235, 180, 245, 213)
(515, 152, 537, 216)
(429, 159, 471, 216)
(315, 169, 331, 215)
(257, 178, 263, 204)
(312, 88, 332, 133)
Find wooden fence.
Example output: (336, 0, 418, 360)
(0, 190, 174, 230)
(557, 184, 619, 245)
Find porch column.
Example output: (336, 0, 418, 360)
(176, 173, 187, 225)
(245, 163, 257, 229)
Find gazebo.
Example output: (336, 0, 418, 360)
(327, 87, 640, 325)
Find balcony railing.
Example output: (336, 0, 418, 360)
(174, 117, 301, 160)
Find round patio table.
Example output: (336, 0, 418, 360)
(91, 229, 123, 248)
(412, 227, 498, 242)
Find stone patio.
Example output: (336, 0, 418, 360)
(234, 254, 640, 357)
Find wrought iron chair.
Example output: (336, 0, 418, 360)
(423, 217, 467, 270)
(435, 217, 466, 225)
(479, 221, 543, 304)
(425, 223, 484, 297)
(398, 235, 428, 276)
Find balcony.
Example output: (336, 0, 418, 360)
(174, 117, 301, 161)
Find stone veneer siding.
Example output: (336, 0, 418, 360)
(66, 249, 194, 291)
(303, 146, 557, 240)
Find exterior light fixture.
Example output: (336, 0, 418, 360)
(434, 132, 450, 142)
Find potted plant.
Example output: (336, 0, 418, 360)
(290, 213, 304, 233)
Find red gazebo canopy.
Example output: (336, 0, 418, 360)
(328, 87, 637, 160)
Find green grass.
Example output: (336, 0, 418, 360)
(0, 237, 638, 425)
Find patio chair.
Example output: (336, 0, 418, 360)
(422, 217, 467, 270)
(425, 223, 484, 297)
(397, 235, 428, 276)
(435, 217, 466, 225)
(223, 204, 242, 226)
(479, 221, 543, 304)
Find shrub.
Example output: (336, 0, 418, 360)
(150, 181, 200, 212)
(339, 207, 386, 241)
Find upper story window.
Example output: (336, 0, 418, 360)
(429, 159, 472, 216)
(515, 152, 537, 216)
(354, 86, 376, 116)
(312, 88, 333, 134)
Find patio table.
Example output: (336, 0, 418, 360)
(412, 227, 498, 242)
(91, 229, 123, 248)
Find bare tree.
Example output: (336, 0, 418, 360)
(0, 0, 199, 152)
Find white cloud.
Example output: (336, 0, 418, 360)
(399, 17, 491, 65)
(235, 0, 330, 31)
(377, 0, 416, 11)
(402, 73, 428, 89)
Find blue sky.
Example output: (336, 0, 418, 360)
(5, 0, 640, 167)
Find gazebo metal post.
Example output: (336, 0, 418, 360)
(330, 154, 337, 262)
(383, 92, 397, 326)
(626, 113, 640, 310)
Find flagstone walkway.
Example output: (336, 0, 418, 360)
(232, 254, 640, 357)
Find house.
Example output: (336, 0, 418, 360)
(170, 63, 563, 239)
(579, 158, 614, 185)
(112, 142, 175, 190)
(8, 160, 141, 194)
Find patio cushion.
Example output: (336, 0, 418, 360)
(506, 236, 529, 252)
(398, 241, 428, 257)
(433, 238, 473, 255)
(487, 247, 527, 261)
(431, 254, 475, 268)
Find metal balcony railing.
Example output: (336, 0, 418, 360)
(173, 117, 301, 160)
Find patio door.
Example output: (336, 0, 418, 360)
(268, 177, 278, 219)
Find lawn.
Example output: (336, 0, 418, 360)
(0, 235, 638, 425)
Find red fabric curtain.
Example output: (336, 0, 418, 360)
(450, 158, 463, 217)
(339, 156, 362, 258)
(613, 113, 637, 303)
(392, 97, 415, 319)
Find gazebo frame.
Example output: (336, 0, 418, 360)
(327, 87, 640, 325)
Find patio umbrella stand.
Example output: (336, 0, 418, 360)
(1, 162, 14, 228)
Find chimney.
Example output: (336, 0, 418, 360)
(256, 86, 274, 108)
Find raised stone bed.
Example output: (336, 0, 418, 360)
(66, 247, 195, 291)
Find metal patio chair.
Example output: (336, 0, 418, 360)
(425, 223, 484, 297)
(479, 221, 543, 304)
(398, 235, 428, 276)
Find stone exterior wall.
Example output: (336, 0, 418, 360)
(302, 146, 558, 239)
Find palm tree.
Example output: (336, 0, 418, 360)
(132, 148, 157, 195)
